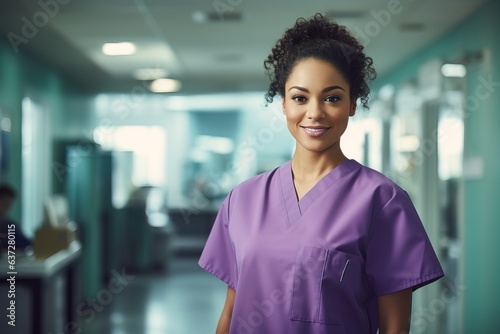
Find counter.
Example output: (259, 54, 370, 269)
(0, 241, 81, 334)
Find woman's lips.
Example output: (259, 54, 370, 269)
(301, 126, 330, 137)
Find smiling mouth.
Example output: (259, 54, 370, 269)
(301, 126, 331, 137)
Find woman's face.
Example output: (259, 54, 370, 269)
(282, 57, 356, 156)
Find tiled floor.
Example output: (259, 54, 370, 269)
(79, 256, 226, 334)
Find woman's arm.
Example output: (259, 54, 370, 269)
(377, 287, 412, 334)
(216, 286, 236, 334)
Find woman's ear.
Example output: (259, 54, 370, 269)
(282, 98, 286, 114)
(349, 100, 356, 117)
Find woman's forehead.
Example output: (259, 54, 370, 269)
(286, 58, 350, 89)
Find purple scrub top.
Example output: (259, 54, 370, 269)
(199, 160, 444, 334)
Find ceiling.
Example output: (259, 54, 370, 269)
(0, 0, 488, 95)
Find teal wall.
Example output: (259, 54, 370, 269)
(0, 38, 101, 297)
(374, 1, 500, 332)
(0, 38, 90, 222)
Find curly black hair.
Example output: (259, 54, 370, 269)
(264, 13, 376, 109)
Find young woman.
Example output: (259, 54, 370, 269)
(199, 13, 444, 334)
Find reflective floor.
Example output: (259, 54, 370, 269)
(79, 256, 226, 334)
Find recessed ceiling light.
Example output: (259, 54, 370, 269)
(441, 64, 466, 78)
(102, 42, 136, 56)
(134, 68, 169, 80)
(150, 78, 182, 93)
(192, 10, 242, 23)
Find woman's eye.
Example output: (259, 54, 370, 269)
(325, 96, 340, 103)
(292, 96, 307, 102)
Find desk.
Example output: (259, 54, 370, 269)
(0, 241, 81, 334)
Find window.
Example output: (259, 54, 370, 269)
(93, 126, 166, 186)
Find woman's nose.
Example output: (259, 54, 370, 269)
(306, 100, 325, 120)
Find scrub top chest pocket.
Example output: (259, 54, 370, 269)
(289, 246, 367, 327)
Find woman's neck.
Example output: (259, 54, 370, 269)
(291, 146, 348, 182)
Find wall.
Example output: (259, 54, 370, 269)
(0, 38, 92, 225)
(374, 1, 500, 332)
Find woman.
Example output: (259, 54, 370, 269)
(199, 13, 444, 334)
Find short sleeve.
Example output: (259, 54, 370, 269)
(365, 188, 444, 296)
(198, 192, 238, 289)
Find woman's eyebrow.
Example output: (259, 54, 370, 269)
(287, 85, 346, 93)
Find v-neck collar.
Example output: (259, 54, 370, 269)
(278, 159, 360, 228)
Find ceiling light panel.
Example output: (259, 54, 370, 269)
(192, 10, 243, 23)
(150, 78, 182, 93)
(441, 64, 467, 77)
(102, 42, 136, 56)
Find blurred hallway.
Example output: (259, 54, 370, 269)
(1, 0, 500, 333)
(79, 255, 225, 334)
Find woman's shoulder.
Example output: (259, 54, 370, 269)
(352, 161, 407, 202)
(356, 163, 398, 185)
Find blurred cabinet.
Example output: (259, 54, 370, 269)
(116, 186, 173, 273)
(0, 243, 81, 334)
(66, 144, 109, 297)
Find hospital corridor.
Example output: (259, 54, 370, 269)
(76, 256, 227, 334)
(0, 0, 499, 333)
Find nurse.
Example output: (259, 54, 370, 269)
(199, 13, 444, 334)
